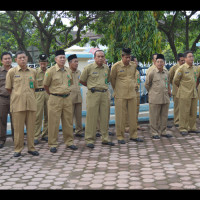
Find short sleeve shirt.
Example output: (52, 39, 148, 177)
(79, 62, 110, 90)
(5, 65, 37, 112)
(173, 63, 200, 99)
(110, 60, 137, 99)
(0, 66, 11, 97)
(43, 64, 73, 95)
(145, 67, 170, 104)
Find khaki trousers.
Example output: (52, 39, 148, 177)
(12, 111, 36, 153)
(34, 91, 49, 140)
(179, 98, 197, 132)
(0, 97, 14, 141)
(173, 95, 179, 125)
(48, 95, 74, 148)
(72, 103, 83, 134)
(115, 97, 137, 140)
(85, 90, 110, 144)
(125, 92, 140, 128)
(149, 103, 169, 136)
(96, 90, 111, 132)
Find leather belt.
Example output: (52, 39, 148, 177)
(0, 94, 10, 99)
(35, 88, 45, 92)
(90, 88, 107, 93)
(50, 93, 70, 98)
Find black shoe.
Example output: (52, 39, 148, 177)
(67, 145, 78, 150)
(161, 134, 173, 138)
(152, 135, 160, 139)
(34, 139, 39, 145)
(13, 152, 21, 157)
(50, 147, 57, 153)
(108, 132, 115, 136)
(175, 124, 179, 127)
(86, 143, 94, 149)
(102, 141, 115, 146)
(118, 140, 126, 144)
(41, 137, 48, 142)
(180, 131, 188, 136)
(130, 138, 144, 142)
(96, 132, 101, 137)
(28, 151, 39, 156)
(75, 133, 85, 138)
(188, 130, 200, 134)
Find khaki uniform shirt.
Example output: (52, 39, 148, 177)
(146, 64, 167, 76)
(36, 67, 46, 88)
(69, 68, 82, 104)
(43, 64, 73, 95)
(173, 63, 200, 99)
(0, 66, 11, 97)
(145, 67, 170, 104)
(110, 60, 137, 99)
(146, 64, 156, 76)
(169, 63, 180, 96)
(79, 62, 110, 90)
(5, 65, 37, 112)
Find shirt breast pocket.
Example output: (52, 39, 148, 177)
(13, 77, 22, 88)
(91, 73, 99, 78)
(37, 79, 43, 87)
(118, 70, 126, 77)
(53, 77, 62, 86)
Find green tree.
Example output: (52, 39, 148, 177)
(89, 11, 162, 63)
(155, 11, 200, 61)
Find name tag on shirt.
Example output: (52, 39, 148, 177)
(92, 72, 98, 74)
(119, 70, 125, 72)
(185, 72, 189, 74)
(14, 75, 20, 77)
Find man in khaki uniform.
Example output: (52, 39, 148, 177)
(79, 50, 114, 148)
(68, 54, 84, 137)
(110, 48, 143, 144)
(5, 51, 39, 157)
(0, 52, 14, 148)
(125, 56, 144, 132)
(44, 50, 78, 153)
(173, 51, 200, 136)
(145, 54, 172, 139)
(169, 53, 185, 127)
(34, 54, 49, 145)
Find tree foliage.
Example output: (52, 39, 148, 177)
(89, 11, 162, 63)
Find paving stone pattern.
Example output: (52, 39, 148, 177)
(1, 119, 200, 190)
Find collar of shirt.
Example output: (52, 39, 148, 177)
(69, 68, 79, 73)
(120, 60, 133, 68)
(94, 62, 105, 69)
(185, 63, 193, 69)
(155, 67, 166, 73)
(0, 65, 12, 72)
(55, 64, 67, 72)
(17, 65, 30, 71)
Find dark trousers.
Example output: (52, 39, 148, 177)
(0, 97, 14, 142)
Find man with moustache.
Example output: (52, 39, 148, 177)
(44, 50, 78, 153)
(0, 52, 14, 148)
(145, 54, 172, 139)
(5, 51, 39, 157)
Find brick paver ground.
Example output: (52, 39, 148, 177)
(1, 119, 200, 190)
